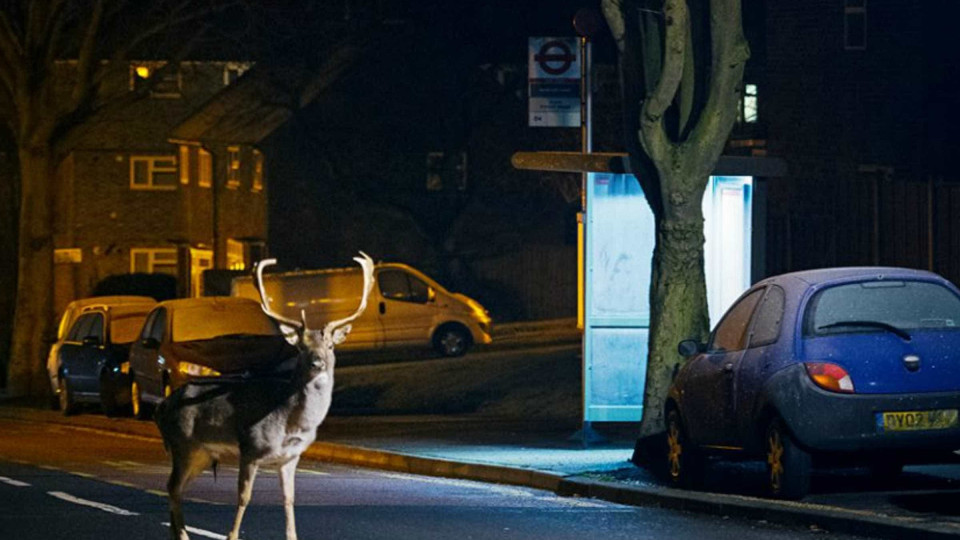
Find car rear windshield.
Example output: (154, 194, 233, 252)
(172, 303, 280, 342)
(804, 280, 960, 337)
(111, 314, 149, 344)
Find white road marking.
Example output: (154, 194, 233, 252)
(0, 476, 30, 487)
(46, 491, 139, 516)
(162, 522, 237, 540)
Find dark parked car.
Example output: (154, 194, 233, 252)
(668, 267, 960, 499)
(128, 296, 297, 419)
(55, 302, 156, 416)
(47, 295, 154, 408)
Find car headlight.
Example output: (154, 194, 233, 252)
(176, 361, 221, 377)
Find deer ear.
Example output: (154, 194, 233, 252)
(280, 324, 300, 345)
(332, 324, 352, 345)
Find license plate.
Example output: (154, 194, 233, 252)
(877, 409, 959, 432)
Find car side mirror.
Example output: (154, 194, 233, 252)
(678, 339, 704, 358)
(82, 336, 101, 347)
(428, 287, 437, 303)
(140, 337, 160, 350)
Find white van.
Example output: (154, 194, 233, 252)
(231, 262, 492, 356)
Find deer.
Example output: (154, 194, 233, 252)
(155, 252, 375, 540)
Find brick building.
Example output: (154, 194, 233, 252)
(761, 0, 960, 283)
(52, 60, 284, 311)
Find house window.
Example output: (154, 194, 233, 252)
(198, 148, 212, 188)
(179, 146, 190, 185)
(227, 146, 240, 189)
(129, 61, 182, 97)
(227, 239, 246, 270)
(252, 149, 264, 192)
(740, 83, 758, 124)
(130, 156, 178, 190)
(131, 248, 178, 276)
(844, 0, 866, 50)
(223, 62, 251, 86)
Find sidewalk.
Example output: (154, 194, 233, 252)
(1, 402, 960, 540)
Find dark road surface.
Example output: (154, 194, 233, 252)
(0, 418, 875, 540)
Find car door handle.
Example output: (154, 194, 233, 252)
(379, 301, 385, 315)
(723, 362, 734, 373)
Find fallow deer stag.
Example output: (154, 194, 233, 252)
(155, 252, 374, 540)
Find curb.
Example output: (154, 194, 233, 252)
(3, 410, 959, 539)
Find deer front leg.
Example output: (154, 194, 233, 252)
(278, 458, 300, 540)
(227, 459, 259, 540)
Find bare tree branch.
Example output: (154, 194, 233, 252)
(68, 0, 105, 114)
(639, 0, 687, 165)
(688, 0, 749, 172)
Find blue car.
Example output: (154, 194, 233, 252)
(668, 267, 960, 499)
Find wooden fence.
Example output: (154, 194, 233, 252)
(766, 176, 960, 287)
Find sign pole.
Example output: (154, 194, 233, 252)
(573, 8, 605, 446)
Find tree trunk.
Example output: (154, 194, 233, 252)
(639, 180, 709, 438)
(7, 146, 55, 396)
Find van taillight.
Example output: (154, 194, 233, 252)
(804, 362, 855, 393)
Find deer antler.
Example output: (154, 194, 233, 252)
(323, 251, 375, 336)
(254, 258, 303, 329)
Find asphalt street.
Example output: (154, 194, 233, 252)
(0, 418, 875, 540)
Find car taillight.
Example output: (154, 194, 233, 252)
(804, 362, 855, 393)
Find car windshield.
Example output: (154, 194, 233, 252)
(804, 280, 960, 337)
(172, 302, 280, 343)
(110, 314, 150, 344)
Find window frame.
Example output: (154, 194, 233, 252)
(129, 61, 182, 98)
(198, 148, 212, 188)
(178, 146, 191, 185)
(844, 0, 867, 51)
(130, 248, 178, 275)
(226, 146, 241, 189)
(252, 149, 264, 192)
(130, 155, 178, 191)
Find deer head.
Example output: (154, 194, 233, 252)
(253, 251, 375, 370)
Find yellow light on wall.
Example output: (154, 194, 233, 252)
(135, 65, 151, 79)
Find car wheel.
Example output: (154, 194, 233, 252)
(58, 378, 76, 416)
(434, 326, 469, 357)
(765, 418, 811, 499)
(131, 379, 149, 420)
(665, 408, 704, 488)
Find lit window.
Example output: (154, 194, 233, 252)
(130, 156, 178, 190)
(131, 248, 178, 276)
(198, 148, 212, 188)
(252, 149, 264, 192)
(129, 61, 182, 97)
(227, 146, 240, 189)
(227, 239, 245, 270)
(179, 146, 190, 185)
(844, 0, 866, 50)
(741, 84, 758, 124)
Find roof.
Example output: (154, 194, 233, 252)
(157, 296, 261, 310)
(66, 296, 156, 310)
(169, 44, 361, 145)
(759, 267, 946, 288)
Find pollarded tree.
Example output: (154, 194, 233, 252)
(601, 0, 749, 439)
(0, 1, 244, 396)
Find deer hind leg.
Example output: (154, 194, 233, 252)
(278, 458, 300, 540)
(227, 459, 259, 540)
(168, 449, 213, 540)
